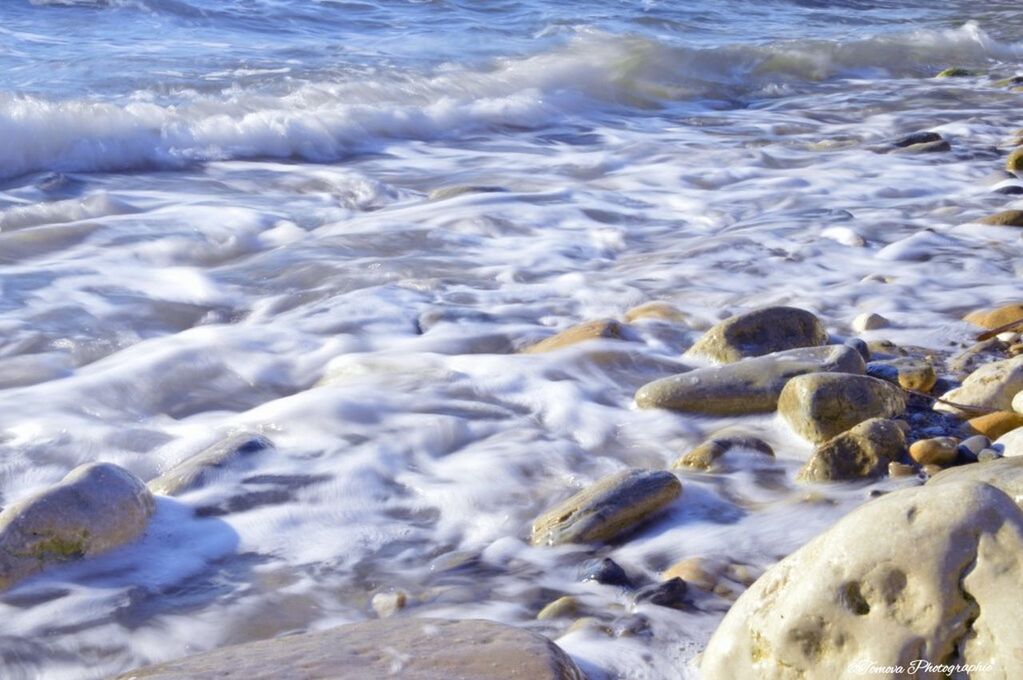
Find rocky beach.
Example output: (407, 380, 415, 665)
(3, 1, 1023, 678)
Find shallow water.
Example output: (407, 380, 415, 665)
(1, 1, 1022, 678)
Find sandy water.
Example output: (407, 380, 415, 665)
(1, 1, 1023, 678)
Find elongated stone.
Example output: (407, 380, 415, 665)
(148, 433, 274, 496)
(686, 306, 828, 363)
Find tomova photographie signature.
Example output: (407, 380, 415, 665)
(852, 659, 997, 675)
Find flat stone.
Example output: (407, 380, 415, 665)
(909, 437, 959, 466)
(700, 481, 1023, 679)
(148, 433, 274, 496)
(116, 617, 584, 680)
(779, 373, 907, 443)
(976, 210, 1023, 227)
(964, 303, 1023, 330)
(866, 358, 937, 392)
(674, 435, 774, 471)
(0, 463, 155, 591)
(636, 345, 864, 416)
(530, 469, 681, 546)
(686, 306, 828, 363)
(890, 131, 943, 148)
(521, 319, 626, 354)
(797, 418, 906, 481)
(967, 411, 1023, 439)
(623, 301, 686, 323)
(935, 355, 1023, 416)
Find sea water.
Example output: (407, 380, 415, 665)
(1, 1, 1022, 678)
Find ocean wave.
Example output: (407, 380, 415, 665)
(0, 22, 1017, 180)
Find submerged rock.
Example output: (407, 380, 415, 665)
(0, 463, 155, 591)
(674, 435, 774, 471)
(633, 577, 688, 611)
(636, 345, 864, 415)
(623, 301, 687, 323)
(935, 355, 1023, 416)
(148, 432, 274, 496)
(964, 302, 1023, 330)
(797, 418, 905, 482)
(778, 373, 907, 443)
(935, 66, 977, 77)
(889, 131, 943, 148)
(976, 209, 1023, 227)
(530, 469, 681, 546)
(686, 306, 828, 363)
(579, 557, 633, 588)
(117, 617, 584, 680)
(521, 319, 626, 354)
(537, 595, 579, 621)
(1007, 147, 1023, 172)
(700, 481, 1023, 679)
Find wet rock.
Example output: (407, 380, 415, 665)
(890, 131, 943, 148)
(686, 306, 828, 363)
(976, 209, 1023, 227)
(148, 433, 274, 496)
(909, 437, 959, 467)
(428, 185, 506, 201)
(843, 337, 869, 361)
(117, 617, 585, 680)
(0, 463, 155, 591)
(636, 345, 864, 416)
(935, 66, 977, 77)
(1007, 147, 1023, 172)
(866, 358, 937, 392)
(778, 373, 907, 443)
(864, 339, 906, 358)
(674, 435, 774, 471)
(935, 355, 1023, 416)
(965, 304, 1023, 331)
(579, 557, 633, 587)
(530, 469, 681, 546)
(966, 411, 1023, 439)
(890, 139, 950, 154)
(623, 301, 686, 323)
(888, 461, 916, 477)
(521, 319, 626, 354)
(371, 590, 408, 619)
(662, 557, 722, 591)
(994, 75, 1023, 88)
(537, 595, 579, 621)
(700, 481, 1023, 680)
(797, 418, 906, 482)
(633, 577, 688, 611)
(851, 312, 888, 331)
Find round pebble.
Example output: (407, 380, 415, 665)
(909, 437, 959, 466)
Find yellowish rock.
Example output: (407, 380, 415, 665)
(888, 461, 916, 477)
(537, 596, 579, 621)
(624, 301, 686, 323)
(370, 590, 407, 618)
(1007, 146, 1023, 172)
(964, 303, 1023, 330)
(521, 319, 626, 354)
(977, 209, 1023, 227)
(662, 557, 721, 591)
(909, 437, 959, 466)
(967, 411, 1023, 439)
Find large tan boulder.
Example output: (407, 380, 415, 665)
(700, 481, 1023, 680)
(778, 373, 907, 443)
(964, 303, 1023, 330)
(797, 418, 905, 481)
(935, 356, 1023, 416)
(116, 617, 584, 680)
(636, 345, 863, 415)
(531, 469, 681, 546)
(0, 463, 155, 591)
(148, 433, 274, 496)
(687, 306, 828, 363)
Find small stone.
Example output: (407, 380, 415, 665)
(778, 373, 908, 443)
(565, 617, 612, 636)
(865, 339, 906, 357)
(888, 461, 917, 477)
(922, 464, 943, 477)
(674, 435, 774, 471)
(976, 210, 1023, 227)
(370, 590, 407, 618)
(890, 140, 950, 154)
(936, 356, 1023, 415)
(1007, 147, 1023, 172)
(978, 449, 1002, 462)
(851, 312, 889, 332)
(636, 345, 864, 416)
(994, 75, 1023, 88)
(0, 463, 155, 591)
(967, 411, 1023, 439)
(935, 67, 976, 78)
(890, 131, 943, 148)
(686, 306, 828, 363)
(624, 301, 686, 324)
(633, 577, 688, 611)
(909, 437, 959, 466)
(866, 358, 937, 393)
(1011, 344, 1023, 357)
(537, 596, 579, 621)
(148, 433, 274, 496)
(998, 332, 1021, 343)
(662, 557, 721, 591)
(844, 337, 870, 361)
(530, 469, 682, 546)
(964, 303, 1023, 330)
(798, 418, 906, 481)
(521, 319, 626, 354)
(958, 435, 992, 457)
(578, 557, 633, 587)
(723, 563, 759, 587)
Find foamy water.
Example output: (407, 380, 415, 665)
(1, 1, 1022, 678)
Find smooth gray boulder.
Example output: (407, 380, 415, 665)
(797, 418, 906, 481)
(531, 469, 681, 546)
(0, 463, 155, 591)
(636, 345, 864, 415)
(779, 372, 907, 443)
(935, 355, 1023, 416)
(116, 617, 584, 680)
(674, 435, 774, 471)
(701, 481, 1023, 680)
(148, 432, 274, 496)
(687, 306, 828, 363)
